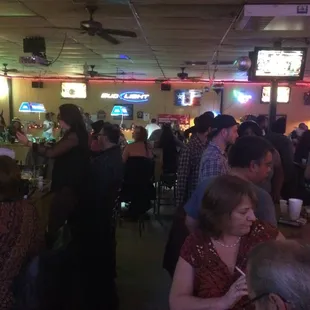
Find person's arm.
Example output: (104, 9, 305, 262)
(257, 190, 277, 227)
(183, 181, 208, 232)
(176, 147, 190, 209)
(122, 145, 130, 162)
(305, 153, 310, 179)
(170, 258, 227, 310)
(185, 216, 198, 233)
(17, 131, 79, 158)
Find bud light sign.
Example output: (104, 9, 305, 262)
(101, 91, 150, 103)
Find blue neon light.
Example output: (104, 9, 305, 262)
(111, 105, 129, 116)
(19, 102, 46, 113)
(119, 91, 150, 103)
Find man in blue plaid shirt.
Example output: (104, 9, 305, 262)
(199, 114, 238, 183)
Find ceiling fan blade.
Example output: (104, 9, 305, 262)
(43, 26, 81, 31)
(96, 30, 120, 45)
(96, 73, 117, 78)
(6, 69, 18, 72)
(117, 72, 146, 76)
(104, 29, 137, 38)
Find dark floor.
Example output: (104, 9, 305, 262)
(116, 208, 173, 310)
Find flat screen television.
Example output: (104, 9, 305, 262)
(174, 89, 202, 106)
(61, 82, 87, 99)
(19, 102, 46, 113)
(249, 47, 307, 81)
(112, 104, 133, 121)
(261, 86, 291, 103)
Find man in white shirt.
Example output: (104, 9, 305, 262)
(145, 118, 160, 139)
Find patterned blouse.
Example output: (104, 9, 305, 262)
(0, 200, 44, 310)
(180, 221, 278, 309)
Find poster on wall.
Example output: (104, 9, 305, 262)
(158, 114, 190, 125)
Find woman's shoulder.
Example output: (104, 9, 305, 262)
(248, 220, 279, 242)
(180, 230, 209, 265)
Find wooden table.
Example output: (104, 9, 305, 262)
(0, 143, 29, 163)
(276, 204, 310, 239)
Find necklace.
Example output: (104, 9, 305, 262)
(213, 237, 241, 248)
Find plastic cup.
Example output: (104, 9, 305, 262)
(280, 200, 288, 214)
(288, 198, 303, 220)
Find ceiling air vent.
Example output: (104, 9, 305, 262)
(235, 4, 310, 31)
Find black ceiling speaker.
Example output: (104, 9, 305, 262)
(161, 83, 171, 91)
(32, 81, 43, 88)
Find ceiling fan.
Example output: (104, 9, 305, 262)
(50, 5, 137, 45)
(177, 67, 201, 81)
(74, 65, 146, 78)
(1, 64, 18, 76)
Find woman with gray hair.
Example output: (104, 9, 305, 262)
(245, 240, 310, 310)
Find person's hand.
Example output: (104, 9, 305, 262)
(222, 276, 248, 309)
(16, 131, 29, 146)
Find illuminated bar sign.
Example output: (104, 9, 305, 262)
(101, 91, 150, 103)
(19, 102, 46, 113)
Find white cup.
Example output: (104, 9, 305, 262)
(280, 200, 288, 214)
(288, 198, 303, 220)
(302, 158, 307, 165)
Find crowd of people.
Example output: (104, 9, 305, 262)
(2, 104, 310, 309)
(164, 112, 310, 310)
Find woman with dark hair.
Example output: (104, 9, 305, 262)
(17, 103, 90, 238)
(294, 130, 310, 164)
(0, 156, 43, 310)
(122, 125, 153, 162)
(159, 123, 178, 174)
(170, 175, 284, 310)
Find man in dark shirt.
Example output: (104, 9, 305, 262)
(91, 123, 123, 199)
(86, 123, 123, 309)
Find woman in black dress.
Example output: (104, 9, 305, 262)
(17, 103, 90, 237)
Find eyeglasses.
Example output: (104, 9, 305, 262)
(242, 293, 289, 310)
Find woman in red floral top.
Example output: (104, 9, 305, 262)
(170, 175, 285, 310)
(0, 156, 44, 310)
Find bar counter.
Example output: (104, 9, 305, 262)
(0, 143, 29, 163)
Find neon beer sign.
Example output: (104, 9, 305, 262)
(101, 91, 150, 103)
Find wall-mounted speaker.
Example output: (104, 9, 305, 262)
(32, 81, 43, 88)
(161, 83, 171, 91)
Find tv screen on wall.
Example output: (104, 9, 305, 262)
(174, 89, 202, 106)
(261, 86, 291, 103)
(112, 104, 133, 121)
(250, 47, 307, 81)
(61, 82, 87, 99)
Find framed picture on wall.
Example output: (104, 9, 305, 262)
(260, 86, 291, 104)
(61, 82, 87, 99)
